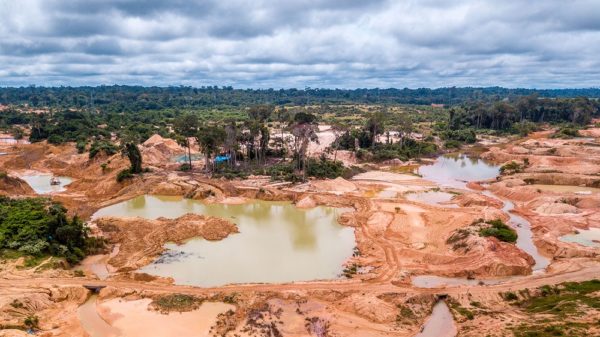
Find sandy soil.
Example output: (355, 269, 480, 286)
(1, 129, 600, 337)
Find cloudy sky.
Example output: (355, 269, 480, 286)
(0, 0, 599, 88)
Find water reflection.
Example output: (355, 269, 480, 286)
(418, 154, 500, 189)
(93, 196, 355, 286)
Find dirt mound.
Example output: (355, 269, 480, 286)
(310, 177, 357, 193)
(0, 174, 35, 196)
(141, 134, 185, 167)
(96, 213, 238, 271)
(452, 193, 503, 208)
(535, 202, 579, 215)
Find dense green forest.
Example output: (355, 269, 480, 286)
(1, 86, 599, 181)
(0, 197, 99, 264)
(1, 86, 600, 109)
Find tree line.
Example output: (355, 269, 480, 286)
(1, 86, 599, 109)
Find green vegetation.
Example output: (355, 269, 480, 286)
(478, 219, 518, 243)
(550, 125, 582, 139)
(513, 322, 593, 337)
(0, 197, 96, 264)
(509, 280, 600, 337)
(89, 141, 118, 159)
(151, 294, 204, 313)
(519, 280, 600, 316)
(447, 299, 475, 320)
(500, 161, 525, 175)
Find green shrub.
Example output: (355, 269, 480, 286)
(551, 126, 581, 139)
(500, 161, 523, 175)
(479, 219, 518, 243)
(179, 163, 192, 171)
(306, 157, 345, 179)
(441, 129, 477, 144)
(76, 141, 87, 154)
(47, 134, 64, 145)
(116, 168, 133, 182)
(89, 141, 117, 159)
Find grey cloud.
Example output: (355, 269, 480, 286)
(0, 0, 599, 88)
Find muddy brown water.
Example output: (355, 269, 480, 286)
(93, 196, 356, 286)
(412, 154, 548, 289)
(414, 301, 457, 337)
(77, 295, 119, 337)
(20, 174, 72, 194)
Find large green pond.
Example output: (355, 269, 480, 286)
(93, 195, 355, 287)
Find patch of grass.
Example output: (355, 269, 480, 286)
(151, 294, 203, 313)
(519, 280, 600, 317)
(343, 263, 359, 278)
(513, 322, 592, 337)
(502, 291, 519, 301)
(396, 305, 416, 324)
(448, 299, 475, 320)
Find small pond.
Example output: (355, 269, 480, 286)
(411, 275, 509, 288)
(93, 195, 356, 287)
(20, 174, 73, 194)
(559, 228, 600, 248)
(418, 154, 500, 189)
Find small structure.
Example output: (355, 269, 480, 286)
(49, 176, 61, 185)
(214, 154, 231, 164)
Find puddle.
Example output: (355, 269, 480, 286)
(20, 174, 72, 194)
(78, 296, 233, 337)
(418, 153, 500, 189)
(97, 298, 233, 337)
(377, 188, 398, 198)
(404, 191, 458, 207)
(559, 228, 600, 248)
(529, 184, 600, 194)
(77, 295, 119, 337)
(411, 275, 509, 288)
(93, 196, 355, 286)
(414, 301, 457, 337)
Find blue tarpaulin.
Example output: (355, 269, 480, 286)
(214, 155, 230, 163)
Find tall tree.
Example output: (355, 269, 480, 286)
(289, 112, 319, 180)
(365, 111, 386, 147)
(173, 114, 199, 169)
(197, 125, 226, 173)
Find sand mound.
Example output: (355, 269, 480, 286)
(310, 177, 357, 193)
(0, 174, 35, 196)
(96, 213, 239, 271)
(535, 202, 580, 215)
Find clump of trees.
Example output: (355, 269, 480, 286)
(448, 96, 599, 132)
(335, 110, 438, 162)
(0, 197, 100, 264)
